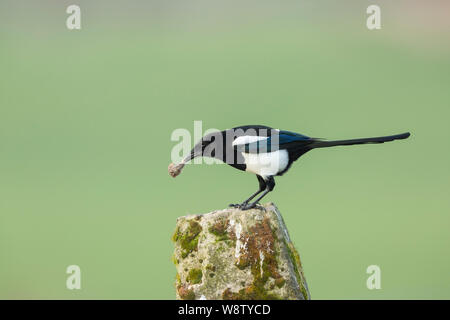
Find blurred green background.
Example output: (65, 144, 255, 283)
(1, 0, 449, 299)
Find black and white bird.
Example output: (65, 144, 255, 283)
(169, 125, 410, 210)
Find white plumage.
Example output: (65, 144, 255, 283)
(241, 149, 289, 178)
(232, 135, 268, 147)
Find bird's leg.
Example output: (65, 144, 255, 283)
(229, 175, 266, 208)
(229, 189, 262, 208)
(240, 190, 270, 210)
(240, 176, 275, 210)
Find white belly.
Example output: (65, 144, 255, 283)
(241, 149, 289, 178)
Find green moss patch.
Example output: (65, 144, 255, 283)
(209, 219, 230, 241)
(222, 286, 280, 300)
(275, 277, 286, 288)
(172, 220, 203, 259)
(206, 264, 216, 272)
(177, 285, 195, 300)
(285, 240, 309, 300)
(187, 268, 203, 284)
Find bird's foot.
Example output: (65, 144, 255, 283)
(240, 202, 267, 211)
(229, 201, 251, 209)
(239, 202, 260, 210)
(239, 204, 255, 210)
(230, 202, 266, 211)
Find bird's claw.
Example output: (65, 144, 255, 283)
(239, 202, 259, 210)
(241, 203, 267, 211)
(229, 201, 250, 209)
(239, 204, 254, 210)
(230, 202, 266, 211)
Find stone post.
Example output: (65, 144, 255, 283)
(172, 203, 310, 300)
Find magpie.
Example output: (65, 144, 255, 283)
(169, 125, 410, 210)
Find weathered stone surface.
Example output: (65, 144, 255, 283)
(172, 203, 310, 300)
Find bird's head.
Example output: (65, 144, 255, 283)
(168, 131, 222, 178)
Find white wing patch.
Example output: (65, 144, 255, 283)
(232, 135, 268, 147)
